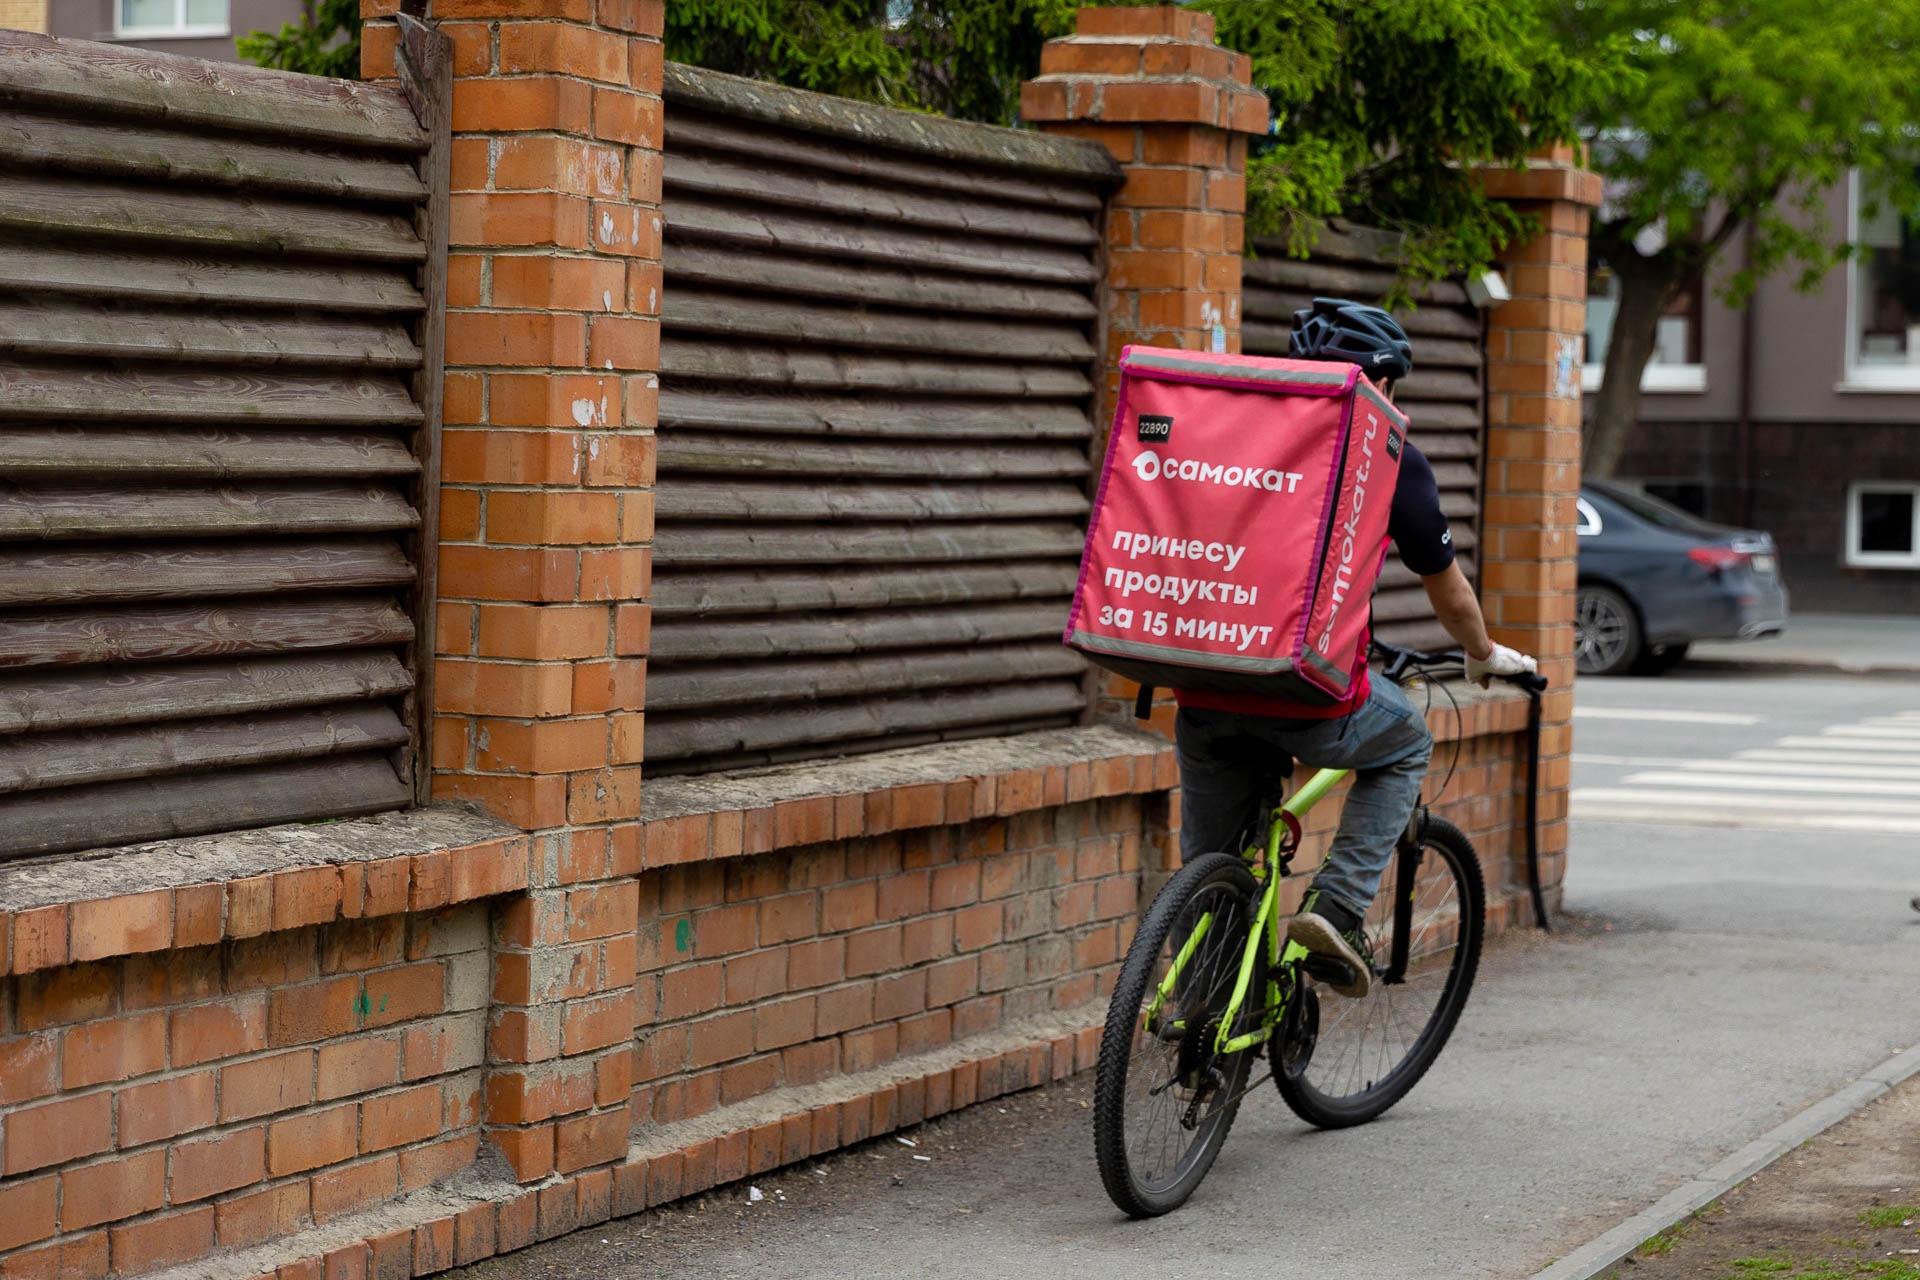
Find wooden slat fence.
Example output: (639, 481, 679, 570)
(0, 29, 449, 859)
(1240, 224, 1488, 652)
(652, 64, 1121, 774)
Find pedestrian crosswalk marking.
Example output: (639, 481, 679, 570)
(1573, 707, 1763, 725)
(1620, 771, 1920, 798)
(1575, 704, 1920, 832)
(1769, 736, 1920, 758)
(1738, 747, 1920, 767)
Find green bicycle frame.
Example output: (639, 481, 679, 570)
(1142, 765, 1353, 1055)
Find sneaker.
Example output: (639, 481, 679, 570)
(1287, 890, 1373, 999)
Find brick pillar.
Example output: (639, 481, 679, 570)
(361, 0, 662, 1185)
(1479, 146, 1603, 904)
(1021, 5, 1268, 427)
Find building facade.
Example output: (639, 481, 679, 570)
(45, 0, 306, 62)
(1591, 178, 1920, 613)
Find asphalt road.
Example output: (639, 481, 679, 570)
(458, 666, 1920, 1280)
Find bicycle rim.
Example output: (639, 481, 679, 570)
(1093, 853, 1260, 1216)
(1274, 816, 1483, 1127)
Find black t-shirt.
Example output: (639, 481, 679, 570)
(1388, 441, 1455, 576)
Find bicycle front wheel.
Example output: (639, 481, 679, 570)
(1093, 853, 1262, 1217)
(1273, 814, 1484, 1128)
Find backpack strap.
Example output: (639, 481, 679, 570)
(1133, 684, 1156, 721)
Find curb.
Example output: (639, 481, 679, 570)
(1528, 1039, 1920, 1280)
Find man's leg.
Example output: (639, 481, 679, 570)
(1267, 680, 1432, 995)
(1173, 707, 1270, 865)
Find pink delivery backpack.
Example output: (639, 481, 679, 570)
(1064, 345, 1410, 708)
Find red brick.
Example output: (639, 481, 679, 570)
(5, 1092, 110, 1173)
(566, 882, 639, 942)
(723, 949, 788, 1004)
(401, 1134, 478, 1192)
(108, 1206, 214, 1275)
(171, 997, 267, 1068)
(316, 1043, 403, 1105)
(0, 1173, 56, 1251)
(0, 1232, 108, 1280)
(61, 1152, 165, 1228)
(367, 1225, 414, 1280)
(169, 1126, 266, 1204)
(554, 1107, 626, 1174)
(563, 992, 636, 1054)
(0, 1032, 58, 1106)
(816, 984, 872, 1038)
(273, 866, 343, 932)
(69, 892, 170, 963)
(268, 978, 361, 1047)
(11, 905, 67, 973)
(362, 964, 444, 1029)
(820, 883, 876, 934)
(498, 20, 627, 82)
(786, 937, 843, 990)
(757, 892, 816, 945)
(926, 956, 980, 1008)
(323, 1243, 371, 1280)
(687, 1010, 754, 1069)
(215, 1181, 310, 1248)
(843, 926, 902, 978)
(360, 1083, 443, 1152)
(311, 1155, 398, 1223)
(268, 1101, 359, 1177)
(60, 1011, 166, 1089)
(754, 995, 816, 1052)
(221, 1050, 314, 1122)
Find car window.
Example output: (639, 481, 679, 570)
(1585, 482, 1720, 535)
(1575, 497, 1602, 536)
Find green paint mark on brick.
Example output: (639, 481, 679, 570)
(674, 917, 693, 953)
(353, 991, 373, 1019)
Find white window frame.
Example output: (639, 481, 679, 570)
(1844, 481, 1920, 569)
(1575, 496, 1603, 537)
(114, 0, 229, 38)
(1839, 168, 1920, 393)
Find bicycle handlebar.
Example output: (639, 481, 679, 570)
(1370, 639, 1549, 695)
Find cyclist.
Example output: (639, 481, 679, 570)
(1174, 298, 1538, 998)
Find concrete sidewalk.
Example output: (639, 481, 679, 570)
(452, 816, 1920, 1280)
(1692, 612, 1920, 674)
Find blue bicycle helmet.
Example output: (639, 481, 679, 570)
(1288, 296, 1413, 383)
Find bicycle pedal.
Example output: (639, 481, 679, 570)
(1302, 954, 1359, 987)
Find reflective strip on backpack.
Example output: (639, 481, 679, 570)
(1122, 350, 1353, 390)
(1068, 630, 1299, 675)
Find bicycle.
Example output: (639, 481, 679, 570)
(1092, 641, 1549, 1216)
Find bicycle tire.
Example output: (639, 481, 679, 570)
(1273, 815, 1483, 1128)
(1093, 852, 1262, 1217)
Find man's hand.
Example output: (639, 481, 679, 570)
(1465, 643, 1538, 688)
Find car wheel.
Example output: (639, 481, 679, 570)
(1575, 584, 1643, 676)
(1631, 642, 1691, 676)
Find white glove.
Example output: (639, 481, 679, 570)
(1466, 643, 1538, 688)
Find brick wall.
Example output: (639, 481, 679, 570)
(0, 908, 488, 1273)
(630, 798, 1150, 1134)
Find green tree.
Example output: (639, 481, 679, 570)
(664, 0, 1086, 122)
(670, 1, 1626, 288)
(237, 0, 360, 80)
(1567, 0, 1920, 477)
(1198, 0, 1626, 289)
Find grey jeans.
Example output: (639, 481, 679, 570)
(1174, 679, 1433, 916)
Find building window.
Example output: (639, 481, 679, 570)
(1846, 482, 1920, 568)
(1582, 251, 1707, 394)
(1844, 170, 1920, 391)
(115, 0, 227, 36)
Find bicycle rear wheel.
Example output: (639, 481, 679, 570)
(1273, 815, 1483, 1128)
(1093, 853, 1262, 1217)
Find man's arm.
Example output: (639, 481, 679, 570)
(1419, 561, 1538, 684)
(1419, 561, 1493, 662)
